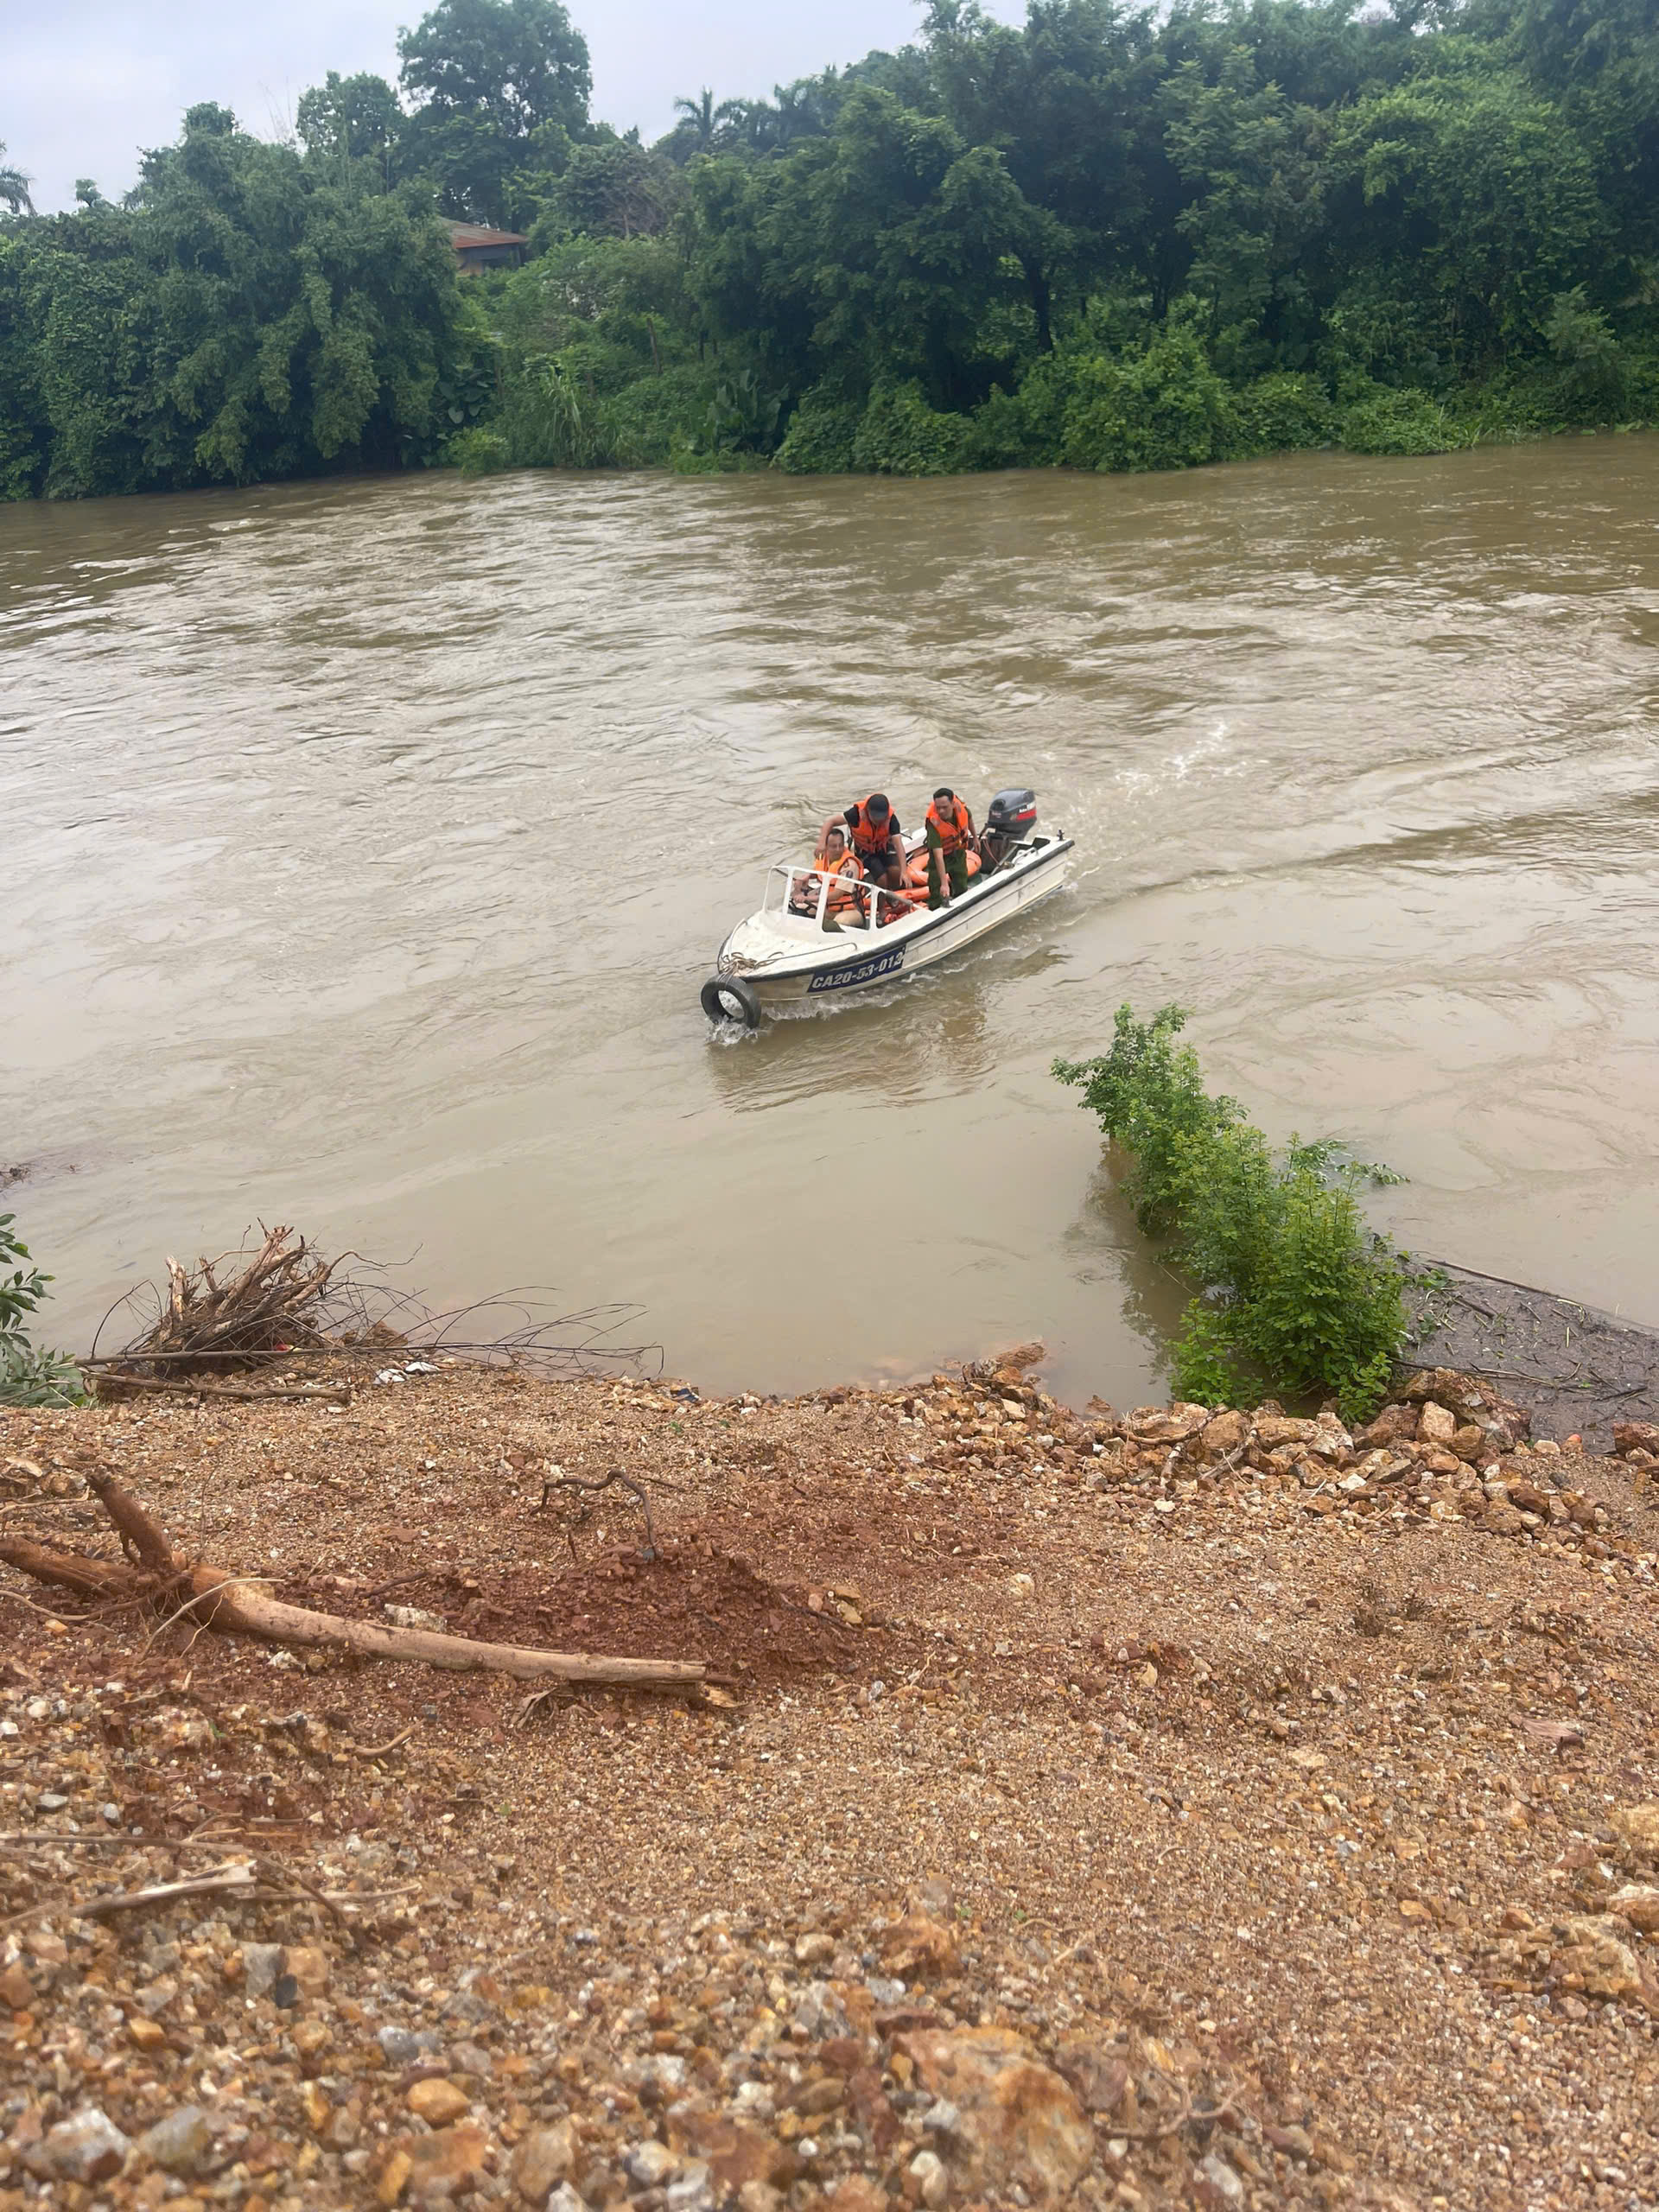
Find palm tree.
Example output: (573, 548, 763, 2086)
(670, 88, 747, 158)
(0, 142, 34, 215)
(671, 89, 720, 153)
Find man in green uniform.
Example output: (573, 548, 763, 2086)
(924, 787, 978, 910)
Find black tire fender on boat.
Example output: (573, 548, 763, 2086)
(701, 973, 762, 1028)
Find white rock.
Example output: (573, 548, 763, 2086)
(39, 2108, 130, 2183)
(1198, 2152, 1245, 2204)
(910, 2149, 950, 2208)
(137, 2106, 213, 2178)
(666, 2158, 715, 2212)
(625, 2140, 679, 2186)
(385, 1604, 448, 1632)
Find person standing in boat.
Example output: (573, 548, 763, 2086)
(924, 786, 979, 909)
(843, 793, 906, 893)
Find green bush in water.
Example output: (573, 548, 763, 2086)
(1234, 372, 1339, 455)
(0, 1211, 86, 1409)
(1057, 323, 1240, 473)
(774, 385, 863, 474)
(496, 353, 642, 468)
(446, 425, 513, 474)
(1542, 286, 1629, 422)
(1054, 1006, 1406, 1422)
(850, 383, 970, 476)
(1338, 383, 1472, 456)
(963, 380, 1056, 469)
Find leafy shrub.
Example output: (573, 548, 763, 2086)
(0, 1212, 85, 1408)
(850, 383, 970, 476)
(703, 366, 782, 456)
(1055, 1007, 1405, 1421)
(1058, 324, 1241, 473)
(775, 383, 863, 474)
(964, 381, 1056, 468)
(1337, 383, 1471, 455)
(446, 425, 512, 474)
(1543, 285, 1627, 419)
(1234, 372, 1338, 454)
(497, 353, 642, 468)
(1622, 340, 1659, 427)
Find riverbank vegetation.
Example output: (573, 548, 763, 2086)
(2, 0, 1657, 495)
(1056, 1006, 1407, 1419)
(0, 1212, 84, 1408)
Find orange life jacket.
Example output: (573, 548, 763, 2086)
(849, 797, 899, 860)
(926, 796, 974, 855)
(812, 846, 861, 910)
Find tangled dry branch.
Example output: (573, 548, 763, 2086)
(94, 1224, 343, 1377)
(84, 1226, 662, 1395)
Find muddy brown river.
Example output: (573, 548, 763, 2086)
(5, 441, 1658, 1408)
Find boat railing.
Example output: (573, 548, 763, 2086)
(764, 861, 920, 932)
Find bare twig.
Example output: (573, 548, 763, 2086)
(349, 1727, 414, 1759)
(0, 1834, 257, 1852)
(0, 1860, 257, 1936)
(539, 1466, 658, 1560)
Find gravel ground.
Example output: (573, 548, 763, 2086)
(3, 1358, 1658, 2212)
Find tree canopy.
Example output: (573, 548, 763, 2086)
(2, 0, 1656, 497)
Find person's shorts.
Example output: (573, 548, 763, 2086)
(861, 842, 902, 880)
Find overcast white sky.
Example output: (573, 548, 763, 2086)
(3, 0, 1020, 214)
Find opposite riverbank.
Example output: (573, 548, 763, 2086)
(3, 1352, 1658, 2210)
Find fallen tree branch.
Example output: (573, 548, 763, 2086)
(86, 1467, 174, 1573)
(0, 1834, 265, 1852)
(107, 1225, 345, 1377)
(0, 1537, 146, 1603)
(175, 1569, 702, 1684)
(1, 1475, 703, 1693)
(0, 1860, 258, 1936)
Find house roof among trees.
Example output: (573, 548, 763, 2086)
(447, 222, 528, 250)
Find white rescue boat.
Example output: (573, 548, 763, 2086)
(700, 787, 1072, 1028)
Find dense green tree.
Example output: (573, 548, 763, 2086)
(396, 0, 591, 223)
(10, 105, 480, 496)
(665, 87, 748, 160)
(296, 72, 404, 170)
(1325, 63, 1606, 365)
(540, 130, 677, 238)
(397, 0, 590, 137)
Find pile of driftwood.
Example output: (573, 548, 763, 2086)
(83, 1225, 660, 1402)
(0, 1469, 702, 1694)
(93, 1224, 344, 1382)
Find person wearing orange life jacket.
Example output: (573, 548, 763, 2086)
(923, 786, 979, 910)
(842, 793, 906, 894)
(794, 822, 863, 929)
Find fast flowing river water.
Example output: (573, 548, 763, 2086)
(6, 441, 1658, 1408)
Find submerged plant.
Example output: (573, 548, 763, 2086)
(1055, 1007, 1407, 1421)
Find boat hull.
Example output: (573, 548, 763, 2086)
(715, 836, 1072, 1013)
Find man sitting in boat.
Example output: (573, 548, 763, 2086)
(791, 822, 863, 929)
(842, 793, 906, 892)
(922, 786, 979, 909)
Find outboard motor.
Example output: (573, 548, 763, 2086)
(982, 787, 1038, 869)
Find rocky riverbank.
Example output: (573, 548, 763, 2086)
(3, 1356, 1659, 2212)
